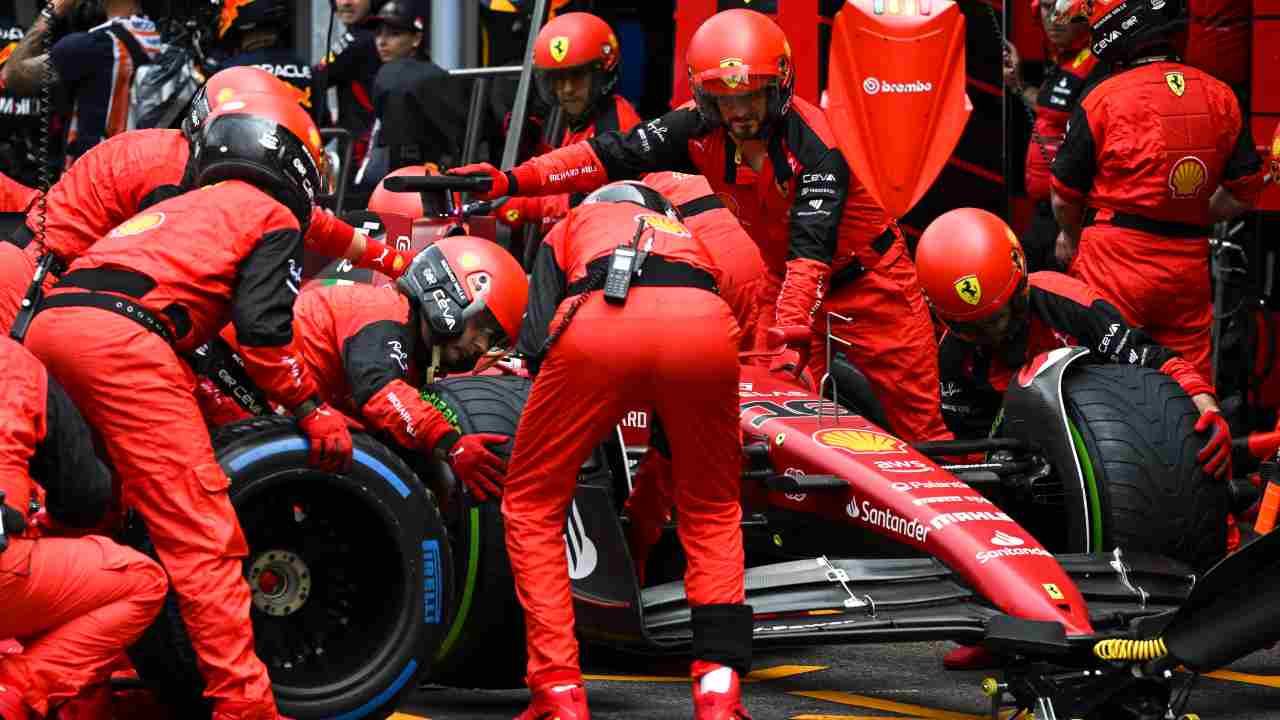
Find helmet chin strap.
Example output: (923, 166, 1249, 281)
(425, 345, 443, 385)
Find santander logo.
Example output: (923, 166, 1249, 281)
(990, 531, 1025, 547)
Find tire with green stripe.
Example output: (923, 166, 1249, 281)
(417, 375, 531, 689)
(1063, 364, 1228, 570)
(126, 417, 449, 720)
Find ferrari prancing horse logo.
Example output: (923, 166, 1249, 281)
(549, 36, 570, 63)
(954, 274, 982, 305)
(1164, 71, 1185, 97)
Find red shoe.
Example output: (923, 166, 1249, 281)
(0, 685, 29, 720)
(942, 643, 1001, 670)
(691, 665, 751, 720)
(515, 684, 590, 720)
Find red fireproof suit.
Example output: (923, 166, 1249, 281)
(497, 98, 951, 442)
(0, 170, 37, 214)
(207, 283, 461, 455)
(0, 128, 402, 332)
(0, 337, 167, 717)
(1052, 60, 1263, 382)
(502, 94, 642, 229)
(25, 180, 324, 719)
(508, 201, 750, 691)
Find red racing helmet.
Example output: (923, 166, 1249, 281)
(686, 9, 794, 134)
(368, 164, 451, 220)
(192, 92, 326, 227)
(183, 65, 295, 140)
(532, 12, 621, 115)
(915, 208, 1028, 333)
(582, 180, 681, 219)
(397, 236, 529, 349)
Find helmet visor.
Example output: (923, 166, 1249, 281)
(690, 64, 780, 96)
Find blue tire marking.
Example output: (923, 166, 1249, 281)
(328, 659, 418, 720)
(422, 540, 442, 624)
(224, 436, 411, 498)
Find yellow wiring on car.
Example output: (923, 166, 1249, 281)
(1093, 637, 1168, 661)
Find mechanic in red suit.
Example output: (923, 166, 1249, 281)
(0, 336, 168, 720)
(497, 11, 641, 232)
(195, 237, 529, 504)
(0, 170, 36, 214)
(24, 94, 352, 720)
(1050, 0, 1263, 384)
(0, 65, 415, 332)
(917, 208, 1231, 668)
(453, 8, 951, 444)
(1003, 0, 1103, 272)
(614, 170, 764, 584)
(504, 182, 751, 720)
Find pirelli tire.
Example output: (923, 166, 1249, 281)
(1061, 365, 1228, 571)
(125, 416, 451, 720)
(416, 375, 531, 690)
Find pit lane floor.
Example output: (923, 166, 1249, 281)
(399, 642, 1280, 719)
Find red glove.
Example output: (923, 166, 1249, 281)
(1196, 409, 1231, 481)
(297, 402, 354, 473)
(358, 236, 415, 279)
(444, 432, 508, 501)
(497, 196, 542, 228)
(766, 325, 812, 379)
(448, 163, 508, 200)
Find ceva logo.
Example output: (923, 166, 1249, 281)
(990, 530, 1025, 547)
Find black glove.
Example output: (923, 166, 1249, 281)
(0, 493, 27, 553)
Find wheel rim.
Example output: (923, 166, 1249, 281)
(236, 470, 410, 693)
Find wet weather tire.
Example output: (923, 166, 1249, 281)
(126, 417, 450, 720)
(1062, 365, 1228, 570)
(417, 375, 531, 689)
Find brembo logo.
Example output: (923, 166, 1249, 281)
(862, 77, 933, 95)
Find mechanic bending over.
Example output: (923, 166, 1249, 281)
(496, 11, 642, 233)
(504, 182, 751, 720)
(25, 93, 350, 720)
(919, 208, 1230, 479)
(192, 237, 529, 507)
(451, 8, 953, 445)
(0, 335, 168, 720)
(1050, 0, 1263, 383)
(0, 65, 418, 334)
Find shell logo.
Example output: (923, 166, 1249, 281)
(1071, 48, 1091, 68)
(636, 213, 691, 237)
(109, 212, 165, 238)
(814, 428, 908, 455)
(718, 57, 747, 90)
(549, 36, 570, 63)
(0, 43, 16, 66)
(457, 252, 479, 270)
(308, 127, 321, 152)
(954, 274, 982, 306)
(215, 87, 236, 105)
(1168, 156, 1207, 198)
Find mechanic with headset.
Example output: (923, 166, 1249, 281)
(192, 236, 529, 507)
(452, 8, 953, 446)
(496, 11, 642, 233)
(1003, 0, 1103, 273)
(918, 208, 1229, 474)
(213, 0, 319, 114)
(504, 181, 751, 720)
(0, 0, 162, 166)
(0, 335, 168, 720)
(0, 65, 417, 333)
(23, 93, 349, 720)
(1050, 0, 1263, 384)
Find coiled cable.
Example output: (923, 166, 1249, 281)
(1092, 637, 1168, 661)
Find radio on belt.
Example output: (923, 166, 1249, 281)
(603, 220, 655, 305)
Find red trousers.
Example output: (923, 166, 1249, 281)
(503, 288, 745, 691)
(0, 536, 167, 716)
(26, 308, 281, 718)
(757, 251, 952, 443)
(1071, 225, 1213, 385)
